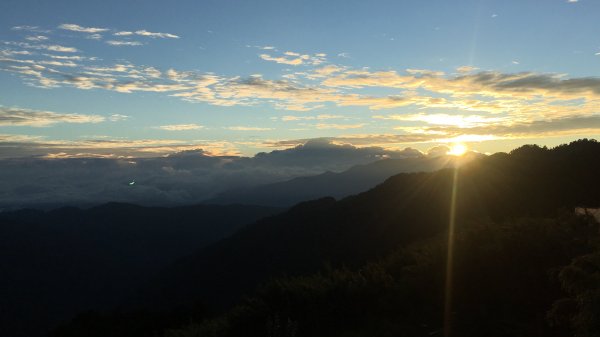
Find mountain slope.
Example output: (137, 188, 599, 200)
(140, 140, 600, 313)
(206, 154, 479, 207)
(0, 203, 281, 337)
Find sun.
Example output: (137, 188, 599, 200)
(447, 143, 468, 156)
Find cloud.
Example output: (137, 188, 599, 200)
(260, 53, 304, 66)
(373, 113, 506, 127)
(38, 60, 79, 67)
(11, 26, 50, 33)
(25, 35, 49, 42)
(280, 114, 342, 121)
(321, 69, 600, 111)
(426, 145, 452, 158)
(4, 30, 600, 141)
(226, 126, 273, 131)
(86, 34, 103, 40)
(266, 134, 436, 149)
(58, 23, 109, 33)
(0, 106, 105, 127)
(456, 65, 478, 73)
(322, 70, 412, 88)
(315, 123, 366, 130)
(259, 51, 326, 66)
(0, 139, 424, 207)
(8, 51, 598, 117)
(114, 31, 134, 36)
(157, 123, 203, 131)
(4, 41, 78, 52)
(1, 49, 32, 56)
(0, 137, 235, 159)
(11, 25, 39, 31)
(46, 45, 78, 52)
(306, 65, 346, 79)
(423, 115, 600, 139)
(134, 30, 179, 39)
(42, 54, 86, 60)
(109, 114, 129, 121)
(106, 40, 143, 46)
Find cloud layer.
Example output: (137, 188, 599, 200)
(0, 140, 423, 208)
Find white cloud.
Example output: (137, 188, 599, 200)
(106, 40, 143, 46)
(25, 35, 48, 42)
(4, 41, 78, 52)
(46, 45, 78, 52)
(11, 25, 38, 31)
(11, 26, 50, 33)
(109, 114, 129, 122)
(58, 23, 109, 33)
(158, 123, 203, 131)
(1, 49, 31, 56)
(42, 54, 86, 60)
(134, 30, 179, 39)
(114, 31, 134, 36)
(259, 51, 326, 66)
(280, 114, 342, 121)
(39, 60, 79, 67)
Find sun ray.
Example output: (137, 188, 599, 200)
(444, 167, 460, 337)
(447, 143, 468, 156)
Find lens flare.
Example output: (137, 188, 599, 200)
(444, 168, 459, 337)
(447, 143, 468, 156)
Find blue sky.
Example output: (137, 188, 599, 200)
(1, 0, 600, 158)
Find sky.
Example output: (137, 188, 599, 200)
(1, 0, 600, 158)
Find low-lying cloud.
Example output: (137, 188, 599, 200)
(0, 139, 423, 209)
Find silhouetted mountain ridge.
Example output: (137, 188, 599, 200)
(206, 154, 481, 207)
(139, 139, 600, 314)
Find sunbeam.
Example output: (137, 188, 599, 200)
(444, 167, 460, 337)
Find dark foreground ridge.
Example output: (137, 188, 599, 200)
(0, 203, 282, 337)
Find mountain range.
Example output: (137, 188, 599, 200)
(206, 153, 481, 207)
(4, 139, 600, 337)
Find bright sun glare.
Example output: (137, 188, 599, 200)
(447, 143, 468, 156)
